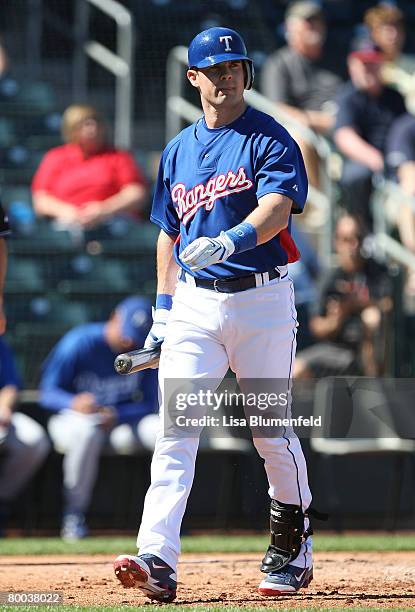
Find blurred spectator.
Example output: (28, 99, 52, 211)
(386, 112, 415, 302)
(334, 40, 406, 226)
(0, 38, 20, 103)
(0, 338, 50, 536)
(0, 200, 10, 333)
(364, 4, 415, 113)
(260, 0, 343, 187)
(32, 104, 148, 231)
(294, 214, 393, 379)
(39, 297, 159, 540)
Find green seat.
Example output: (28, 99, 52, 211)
(6, 257, 44, 292)
(66, 292, 131, 322)
(58, 255, 131, 293)
(3, 81, 57, 114)
(8, 220, 76, 253)
(100, 222, 159, 254)
(26, 294, 89, 326)
(0, 117, 17, 147)
(1, 185, 32, 208)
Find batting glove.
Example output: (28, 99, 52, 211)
(179, 232, 235, 272)
(144, 307, 170, 349)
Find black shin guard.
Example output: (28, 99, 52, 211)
(260, 499, 308, 573)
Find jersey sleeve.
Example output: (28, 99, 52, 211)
(150, 147, 180, 237)
(256, 130, 308, 212)
(115, 151, 148, 188)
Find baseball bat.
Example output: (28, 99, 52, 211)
(114, 342, 162, 375)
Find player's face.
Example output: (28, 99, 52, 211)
(106, 313, 136, 352)
(188, 60, 245, 107)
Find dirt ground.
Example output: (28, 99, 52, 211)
(1, 551, 415, 608)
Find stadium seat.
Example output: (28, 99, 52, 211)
(6, 293, 89, 328)
(57, 254, 131, 293)
(8, 220, 76, 252)
(98, 221, 159, 254)
(1, 185, 32, 209)
(6, 257, 45, 292)
(8, 323, 74, 388)
(69, 292, 132, 322)
(6, 295, 90, 388)
(127, 257, 157, 288)
(0, 117, 17, 147)
(0, 80, 57, 115)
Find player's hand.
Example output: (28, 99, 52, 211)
(55, 206, 82, 227)
(179, 232, 235, 271)
(71, 392, 99, 414)
(144, 308, 170, 349)
(97, 406, 118, 430)
(0, 403, 12, 429)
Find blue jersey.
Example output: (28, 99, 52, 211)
(151, 106, 308, 279)
(39, 323, 158, 424)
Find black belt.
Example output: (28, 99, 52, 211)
(180, 268, 280, 293)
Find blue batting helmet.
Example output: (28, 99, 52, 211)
(188, 27, 254, 90)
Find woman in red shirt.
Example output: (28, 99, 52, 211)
(32, 104, 148, 228)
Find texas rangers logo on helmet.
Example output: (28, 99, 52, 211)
(219, 35, 233, 51)
(172, 167, 253, 225)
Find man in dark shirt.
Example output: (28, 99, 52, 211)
(386, 113, 415, 253)
(334, 42, 406, 226)
(294, 215, 393, 378)
(261, 1, 343, 187)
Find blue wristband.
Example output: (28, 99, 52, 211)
(156, 294, 173, 310)
(225, 222, 257, 254)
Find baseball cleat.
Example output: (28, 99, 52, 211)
(258, 564, 313, 596)
(113, 553, 177, 602)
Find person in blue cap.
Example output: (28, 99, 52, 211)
(39, 296, 159, 540)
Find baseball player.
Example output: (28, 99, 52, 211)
(114, 27, 313, 601)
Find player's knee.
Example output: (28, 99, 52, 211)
(109, 423, 136, 454)
(253, 435, 287, 458)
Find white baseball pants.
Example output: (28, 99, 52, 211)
(137, 276, 312, 571)
(48, 412, 159, 513)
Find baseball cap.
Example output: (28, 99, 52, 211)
(348, 38, 384, 63)
(116, 296, 152, 346)
(285, 1, 324, 21)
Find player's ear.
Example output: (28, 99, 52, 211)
(187, 69, 199, 88)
